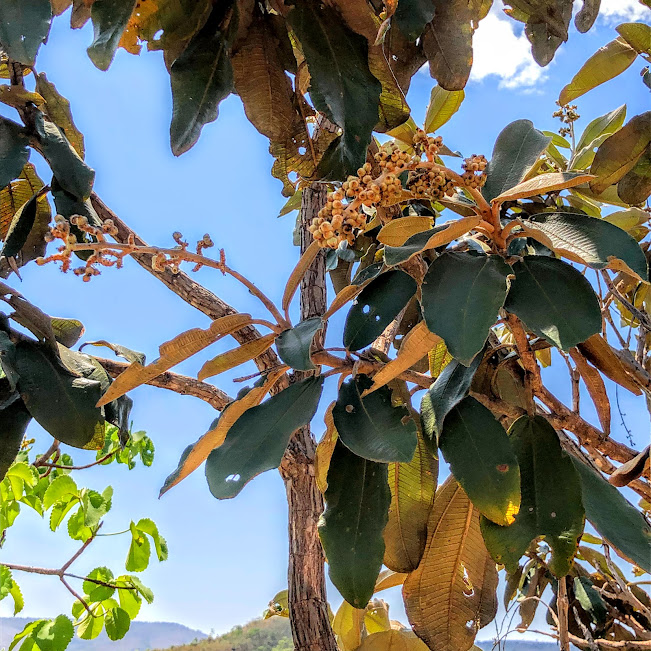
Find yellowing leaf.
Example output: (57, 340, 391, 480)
(197, 333, 277, 382)
(366, 322, 440, 395)
(97, 314, 256, 406)
(616, 22, 651, 56)
(357, 630, 429, 650)
(590, 111, 651, 194)
(315, 402, 338, 494)
(387, 117, 418, 146)
(159, 369, 286, 494)
(377, 216, 433, 246)
(333, 600, 365, 651)
(570, 348, 611, 435)
(282, 240, 321, 313)
(0, 85, 45, 109)
(428, 340, 452, 378)
(374, 569, 408, 593)
(559, 37, 637, 105)
(403, 478, 498, 651)
(424, 86, 464, 134)
(493, 172, 594, 203)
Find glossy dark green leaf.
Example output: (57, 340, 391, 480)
(319, 440, 390, 608)
(333, 374, 417, 463)
(0, 395, 32, 481)
(384, 226, 448, 266)
(422, 252, 510, 364)
(571, 456, 651, 572)
(344, 269, 417, 351)
(524, 212, 648, 280)
(0, 118, 30, 191)
(31, 615, 74, 651)
(170, 4, 235, 156)
(574, 576, 607, 626)
(440, 396, 520, 526)
(0, 330, 19, 392)
(276, 317, 323, 371)
(206, 377, 324, 499)
(617, 143, 651, 206)
(87, 0, 137, 71)
(481, 415, 585, 577)
(1, 193, 38, 259)
(420, 354, 482, 442)
(35, 112, 95, 200)
(482, 120, 551, 201)
(504, 256, 602, 350)
(0, 0, 52, 66)
(14, 340, 105, 449)
(287, 2, 382, 179)
(394, 0, 435, 41)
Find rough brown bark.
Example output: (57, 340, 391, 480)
(279, 184, 338, 651)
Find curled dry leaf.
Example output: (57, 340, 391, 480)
(282, 240, 321, 314)
(569, 348, 611, 435)
(160, 368, 287, 495)
(97, 313, 256, 406)
(365, 322, 441, 395)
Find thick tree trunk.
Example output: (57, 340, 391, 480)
(279, 184, 338, 651)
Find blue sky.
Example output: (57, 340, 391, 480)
(1, 0, 649, 642)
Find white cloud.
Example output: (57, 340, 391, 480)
(469, 11, 545, 89)
(598, 0, 649, 21)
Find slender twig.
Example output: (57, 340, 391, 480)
(33, 440, 60, 467)
(558, 576, 570, 651)
(38, 450, 117, 471)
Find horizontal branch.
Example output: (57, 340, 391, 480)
(96, 357, 232, 410)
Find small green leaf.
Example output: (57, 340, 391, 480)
(319, 440, 390, 608)
(104, 607, 131, 641)
(206, 377, 324, 499)
(170, 4, 235, 156)
(126, 575, 153, 603)
(0, 118, 30, 191)
(87, 0, 137, 70)
(1, 193, 39, 259)
(35, 112, 95, 200)
(481, 415, 585, 577)
(14, 340, 106, 449)
(420, 354, 482, 442)
(0, 0, 52, 66)
(287, 1, 382, 179)
(523, 212, 648, 280)
(424, 85, 464, 133)
(32, 615, 74, 651)
(83, 567, 114, 603)
(559, 38, 637, 106)
(0, 566, 24, 615)
(77, 604, 105, 640)
(344, 270, 417, 351)
(440, 396, 520, 526)
(135, 518, 168, 561)
(276, 317, 323, 371)
(421, 252, 510, 364)
(504, 256, 601, 350)
(126, 521, 151, 572)
(43, 475, 78, 510)
(333, 374, 418, 463)
(571, 456, 651, 572)
(482, 120, 551, 201)
(115, 576, 141, 618)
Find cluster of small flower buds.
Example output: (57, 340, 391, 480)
(407, 169, 456, 199)
(460, 154, 488, 189)
(412, 130, 443, 159)
(553, 102, 580, 137)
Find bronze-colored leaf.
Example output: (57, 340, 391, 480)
(569, 348, 611, 435)
(608, 445, 650, 488)
(366, 322, 441, 395)
(403, 478, 498, 651)
(282, 240, 321, 314)
(377, 216, 432, 246)
(97, 314, 257, 406)
(493, 172, 594, 203)
(197, 333, 277, 382)
(315, 402, 338, 494)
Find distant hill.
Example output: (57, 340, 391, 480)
(0, 618, 207, 651)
